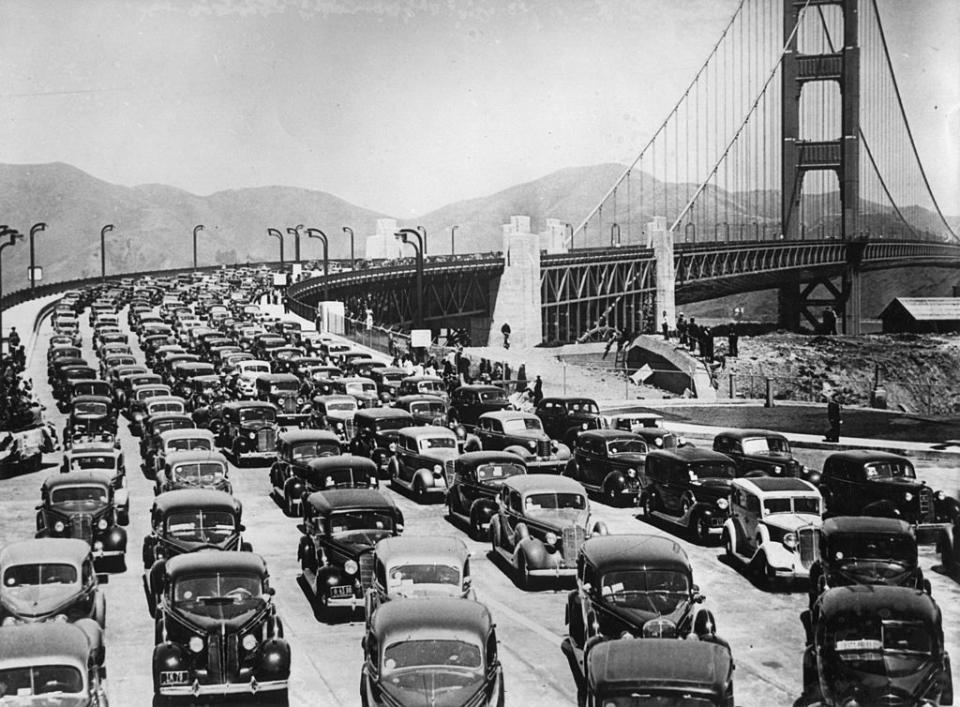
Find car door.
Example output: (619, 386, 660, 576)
(397, 435, 417, 484)
(661, 462, 683, 515)
(584, 438, 607, 488)
(741, 490, 761, 553)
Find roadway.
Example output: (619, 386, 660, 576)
(3, 304, 958, 707)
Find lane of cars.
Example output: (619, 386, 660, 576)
(0, 270, 958, 706)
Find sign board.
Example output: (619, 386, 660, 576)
(272, 272, 288, 287)
(410, 329, 431, 348)
(630, 364, 653, 385)
(291, 263, 302, 281)
(28, 266, 43, 283)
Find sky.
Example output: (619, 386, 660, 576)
(0, 0, 957, 218)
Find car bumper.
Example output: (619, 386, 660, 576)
(526, 460, 567, 474)
(528, 566, 577, 578)
(159, 678, 287, 697)
(92, 548, 125, 559)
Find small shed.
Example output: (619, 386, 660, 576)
(878, 297, 960, 334)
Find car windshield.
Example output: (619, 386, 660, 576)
(566, 401, 599, 415)
(270, 382, 299, 393)
(0, 665, 84, 700)
(137, 388, 167, 401)
(242, 363, 269, 373)
(328, 510, 395, 541)
(831, 619, 932, 671)
(475, 463, 525, 483)
(524, 493, 586, 512)
(173, 573, 263, 612)
(417, 381, 444, 393)
(410, 402, 445, 416)
(374, 419, 410, 432)
(763, 496, 821, 515)
(239, 407, 276, 422)
(171, 463, 227, 485)
(607, 440, 648, 455)
(50, 486, 108, 506)
(291, 442, 338, 460)
(70, 455, 116, 471)
(830, 533, 917, 564)
(3, 563, 78, 587)
(155, 420, 192, 434)
(74, 402, 108, 416)
(326, 401, 357, 412)
(594, 695, 716, 707)
(166, 510, 236, 542)
(419, 437, 456, 451)
(742, 437, 791, 455)
(168, 438, 212, 452)
(74, 383, 110, 397)
(383, 639, 482, 674)
(149, 402, 185, 414)
(687, 462, 735, 480)
(387, 563, 460, 588)
(600, 570, 690, 613)
(864, 461, 916, 480)
(501, 418, 543, 434)
(345, 382, 376, 394)
(479, 391, 506, 403)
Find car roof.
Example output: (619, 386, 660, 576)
(372, 597, 492, 643)
(578, 429, 643, 441)
(581, 534, 691, 574)
(647, 447, 734, 463)
(166, 551, 268, 579)
(456, 384, 505, 393)
(0, 538, 91, 567)
(733, 477, 819, 494)
(396, 394, 445, 405)
(0, 622, 92, 666)
(479, 410, 538, 421)
(257, 373, 299, 382)
(374, 535, 469, 565)
(502, 475, 585, 495)
(354, 407, 415, 422)
(278, 429, 342, 445)
(455, 451, 527, 467)
(398, 425, 456, 438)
(305, 488, 395, 514)
(819, 585, 940, 623)
(159, 428, 215, 442)
(586, 639, 730, 691)
(43, 470, 113, 489)
(822, 516, 914, 537)
(305, 455, 378, 473)
(540, 397, 597, 405)
(163, 450, 230, 466)
(826, 450, 909, 464)
(716, 428, 788, 440)
(314, 395, 357, 405)
(153, 489, 239, 514)
(222, 401, 277, 411)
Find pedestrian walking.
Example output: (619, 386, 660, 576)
(677, 313, 687, 347)
(532, 375, 543, 405)
(826, 396, 843, 442)
(501, 322, 511, 349)
(661, 311, 670, 340)
(727, 325, 739, 358)
(687, 318, 698, 352)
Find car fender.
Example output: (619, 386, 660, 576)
(283, 477, 304, 500)
(104, 526, 127, 552)
(469, 498, 497, 525)
(152, 641, 186, 678)
(75, 618, 105, 666)
(602, 471, 627, 493)
(862, 500, 900, 519)
(414, 467, 438, 489)
(316, 564, 345, 591)
(722, 518, 741, 555)
(503, 444, 533, 459)
(591, 520, 609, 536)
(517, 536, 547, 569)
(757, 524, 794, 570)
(554, 442, 571, 460)
(463, 433, 482, 452)
(563, 459, 578, 478)
(255, 637, 292, 679)
(489, 515, 503, 547)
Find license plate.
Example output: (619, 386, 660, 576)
(159, 670, 188, 685)
(329, 584, 352, 598)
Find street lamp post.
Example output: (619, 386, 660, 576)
(342, 227, 355, 270)
(306, 228, 329, 302)
(564, 223, 574, 250)
(192, 224, 204, 270)
(29, 222, 46, 289)
(287, 224, 304, 264)
(395, 228, 424, 329)
(267, 228, 285, 265)
(417, 226, 427, 256)
(450, 225, 459, 255)
(0, 227, 25, 356)
(100, 224, 114, 281)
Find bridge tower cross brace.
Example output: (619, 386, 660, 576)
(781, 0, 863, 334)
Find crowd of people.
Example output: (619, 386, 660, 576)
(1, 327, 43, 431)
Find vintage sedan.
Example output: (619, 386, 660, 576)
(368, 366, 408, 401)
(63, 395, 117, 439)
(387, 426, 459, 502)
(255, 372, 310, 427)
(713, 428, 816, 481)
(0, 539, 106, 628)
(0, 621, 108, 706)
(360, 597, 503, 707)
(365, 535, 474, 623)
(393, 394, 449, 427)
(35, 472, 128, 571)
(448, 384, 512, 430)
(563, 429, 646, 505)
(397, 375, 450, 404)
(802, 586, 953, 707)
(61, 442, 126, 493)
(534, 397, 603, 446)
(722, 477, 823, 586)
(576, 639, 734, 707)
(151, 552, 290, 700)
(446, 451, 527, 540)
(809, 516, 926, 611)
(489, 475, 608, 589)
(126, 385, 173, 433)
(349, 407, 415, 474)
(819, 450, 955, 542)
(218, 401, 279, 465)
(476, 411, 571, 474)
(268, 429, 342, 511)
(155, 450, 232, 496)
(277, 455, 381, 518)
(145, 427, 216, 480)
(331, 376, 381, 409)
(310, 394, 359, 442)
(297, 489, 404, 619)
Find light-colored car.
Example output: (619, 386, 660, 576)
(387, 426, 458, 502)
(722, 476, 823, 586)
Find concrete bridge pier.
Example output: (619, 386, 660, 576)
(647, 216, 675, 334)
(486, 216, 542, 349)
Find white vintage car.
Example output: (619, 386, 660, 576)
(721, 476, 822, 587)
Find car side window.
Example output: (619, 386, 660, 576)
(714, 437, 728, 453)
(746, 495, 761, 515)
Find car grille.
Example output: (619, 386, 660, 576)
(358, 550, 375, 589)
(536, 440, 552, 458)
(257, 428, 275, 451)
(918, 486, 933, 522)
(71, 514, 93, 544)
(797, 527, 820, 570)
(207, 630, 240, 683)
(561, 526, 586, 565)
(281, 397, 296, 413)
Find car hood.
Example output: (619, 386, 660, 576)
(378, 669, 488, 707)
(831, 560, 917, 586)
(609, 452, 646, 465)
(603, 600, 690, 633)
(826, 656, 940, 706)
(764, 515, 821, 533)
(423, 449, 460, 463)
(1, 584, 81, 618)
(240, 420, 276, 431)
(388, 584, 464, 600)
(170, 600, 267, 632)
(690, 478, 732, 493)
(325, 411, 356, 422)
(526, 509, 589, 530)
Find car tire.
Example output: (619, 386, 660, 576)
(516, 553, 530, 591)
(722, 529, 734, 559)
(414, 479, 427, 504)
(693, 514, 711, 544)
(285, 491, 296, 517)
(469, 508, 485, 542)
(94, 591, 106, 629)
(603, 482, 619, 507)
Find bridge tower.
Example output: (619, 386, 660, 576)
(781, 0, 863, 334)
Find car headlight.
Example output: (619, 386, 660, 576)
(627, 468, 637, 478)
(53, 613, 69, 623)
(544, 531, 557, 546)
(772, 465, 782, 475)
(716, 498, 729, 510)
(455, 426, 466, 439)
(97, 518, 108, 530)
(248, 431, 256, 439)
(904, 492, 914, 502)
(783, 532, 798, 550)
(188, 636, 204, 653)
(581, 423, 588, 430)
(388, 442, 397, 452)
(241, 633, 258, 651)
(433, 464, 443, 476)
(54, 521, 66, 533)
(336, 422, 344, 430)
(527, 440, 536, 449)
(935, 490, 945, 501)
(344, 560, 359, 575)
(297, 396, 304, 405)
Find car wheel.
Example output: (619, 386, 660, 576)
(722, 529, 734, 559)
(694, 514, 711, 544)
(414, 479, 427, 504)
(93, 591, 106, 629)
(603, 482, 619, 507)
(516, 553, 530, 590)
(285, 491, 296, 517)
(469, 509, 485, 542)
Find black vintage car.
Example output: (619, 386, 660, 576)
(368, 366, 408, 401)
(268, 429, 343, 514)
(360, 597, 504, 707)
(63, 395, 118, 440)
(802, 585, 953, 707)
(578, 639, 734, 707)
(348, 407, 415, 474)
(941, 513, 960, 577)
(151, 552, 290, 701)
(448, 384, 512, 430)
(297, 488, 404, 620)
(475, 411, 570, 474)
(139, 412, 197, 467)
(218, 401, 279, 466)
(563, 429, 646, 505)
(640, 447, 736, 543)
(35, 472, 128, 571)
(309, 394, 359, 442)
(393, 394, 448, 427)
(819, 450, 955, 542)
(66, 379, 115, 408)
(713, 428, 816, 482)
(446, 451, 527, 540)
(278, 455, 380, 517)
(53, 365, 98, 403)
(255, 373, 310, 427)
(808, 516, 927, 611)
(535, 397, 603, 447)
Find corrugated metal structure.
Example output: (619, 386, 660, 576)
(878, 297, 960, 334)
